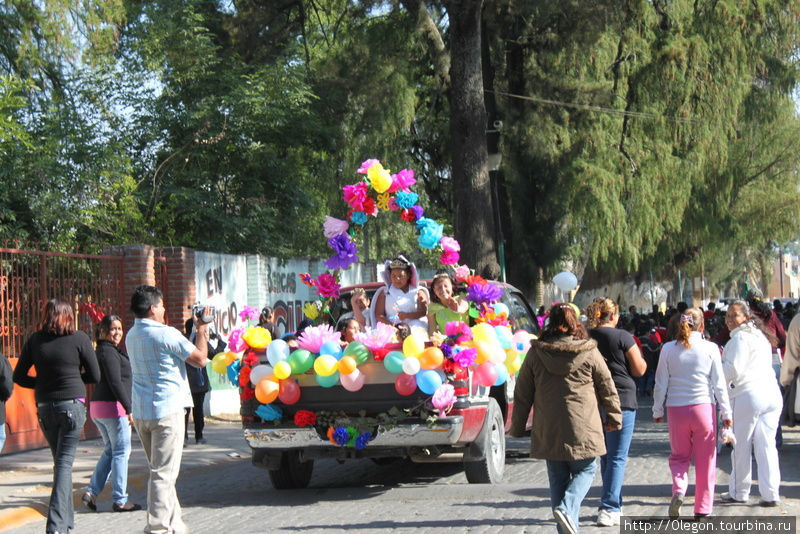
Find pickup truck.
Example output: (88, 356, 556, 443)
(240, 281, 539, 489)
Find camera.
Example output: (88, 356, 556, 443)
(189, 304, 215, 324)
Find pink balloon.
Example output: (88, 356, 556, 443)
(394, 373, 417, 396)
(474, 362, 498, 388)
(340, 369, 366, 392)
(278, 379, 301, 405)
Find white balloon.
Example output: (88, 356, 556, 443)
(267, 339, 290, 366)
(340, 369, 366, 392)
(552, 271, 579, 291)
(249, 364, 274, 386)
(402, 356, 421, 375)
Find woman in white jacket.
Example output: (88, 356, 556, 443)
(720, 300, 782, 506)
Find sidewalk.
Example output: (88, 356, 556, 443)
(0, 416, 251, 532)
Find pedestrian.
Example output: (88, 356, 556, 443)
(652, 307, 732, 519)
(585, 297, 647, 527)
(13, 299, 100, 534)
(511, 303, 621, 534)
(0, 349, 13, 453)
(82, 314, 142, 512)
(720, 300, 782, 507)
(126, 285, 210, 534)
(779, 306, 800, 399)
(183, 318, 225, 445)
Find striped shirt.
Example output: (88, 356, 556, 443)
(125, 318, 195, 420)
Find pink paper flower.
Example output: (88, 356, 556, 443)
(440, 250, 460, 266)
(228, 327, 246, 353)
(297, 324, 341, 353)
(452, 347, 477, 368)
(440, 236, 460, 253)
(388, 168, 417, 193)
(445, 321, 472, 343)
(453, 264, 470, 282)
(314, 273, 340, 298)
(354, 323, 396, 351)
(357, 158, 381, 174)
(432, 383, 455, 413)
(323, 216, 349, 238)
(238, 305, 260, 322)
(342, 182, 369, 211)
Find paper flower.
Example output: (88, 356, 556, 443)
(314, 273, 340, 298)
(453, 264, 470, 282)
(240, 387, 255, 401)
(294, 410, 317, 427)
(302, 301, 320, 320)
(441, 249, 459, 266)
(239, 305, 260, 322)
(445, 321, 472, 343)
(243, 351, 259, 367)
(349, 210, 368, 226)
(411, 205, 424, 220)
(323, 216, 349, 238)
(325, 234, 359, 270)
(255, 404, 283, 422)
(228, 327, 246, 353)
(354, 322, 396, 351)
(465, 274, 487, 287)
(298, 324, 341, 353)
(355, 432, 372, 449)
(388, 168, 416, 193)
(452, 347, 477, 368)
(332, 426, 351, 446)
(417, 218, 444, 249)
(238, 366, 252, 387)
(242, 326, 272, 349)
(298, 272, 316, 287)
(357, 158, 381, 174)
(394, 191, 418, 210)
(388, 197, 400, 211)
(432, 383, 455, 413)
(467, 282, 503, 306)
(367, 162, 392, 193)
(400, 209, 416, 222)
(440, 236, 460, 253)
(376, 193, 391, 211)
(343, 182, 369, 211)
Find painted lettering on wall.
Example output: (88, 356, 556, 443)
(265, 265, 297, 294)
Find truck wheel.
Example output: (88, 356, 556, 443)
(268, 451, 314, 489)
(464, 398, 505, 484)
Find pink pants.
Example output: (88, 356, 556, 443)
(667, 404, 717, 515)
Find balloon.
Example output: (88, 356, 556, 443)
(474, 339, 492, 364)
(506, 354, 522, 374)
(383, 350, 406, 374)
(395, 373, 417, 396)
(313, 354, 338, 377)
(489, 345, 506, 364)
(343, 341, 371, 364)
(474, 362, 498, 388)
(288, 349, 314, 374)
(340, 369, 366, 392)
(255, 378, 279, 404)
(402, 356, 421, 375)
(472, 323, 497, 344)
(267, 339, 290, 366)
(273, 360, 292, 380)
(419, 347, 444, 370)
(278, 380, 301, 405)
(495, 325, 513, 349)
(316, 371, 339, 388)
(493, 302, 509, 317)
(402, 334, 425, 358)
(553, 271, 579, 291)
(211, 353, 228, 374)
(224, 350, 239, 365)
(513, 330, 532, 353)
(319, 341, 343, 359)
(249, 364, 274, 386)
(493, 362, 509, 386)
(337, 355, 358, 375)
(416, 369, 443, 395)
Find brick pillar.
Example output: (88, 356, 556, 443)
(102, 245, 156, 331)
(161, 247, 197, 331)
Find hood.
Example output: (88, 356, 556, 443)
(532, 336, 598, 376)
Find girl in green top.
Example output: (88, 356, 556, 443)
(427, 270, 470, 336)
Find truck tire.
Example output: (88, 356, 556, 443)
(268, 451, 314, 489)
(464, 398, 505, 484)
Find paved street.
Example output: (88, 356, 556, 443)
(1, 398, 798, 533)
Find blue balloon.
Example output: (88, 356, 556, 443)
(416, 369, 443, 395)
(267, 339, 290, 366)
(316, 371, 340, 388)
(493, 302, 509, 316)
(319, 341, 343, 359)
(383, 351, 405, 374)
(493, 362, 509, 386)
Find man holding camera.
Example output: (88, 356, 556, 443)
(126, 285, 209, 534)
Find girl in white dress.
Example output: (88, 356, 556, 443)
(371, 255, 429, 331)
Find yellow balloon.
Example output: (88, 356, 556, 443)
(505, 348, 518, 363)
(211, 353, 228, 374)
(507, 355, 522, 374)
(402, 334, 425, 358)
(242, 327, 272, 349)
(314, 354, 338, 377)
(273, 361, 292, 380)
(337, 355, 358, 375)
(471, 323, 497, 344)
(474, 339, 492, 364)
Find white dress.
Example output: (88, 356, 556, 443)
(384, 285, 428, 331)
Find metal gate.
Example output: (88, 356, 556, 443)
(1, 242, 125, 454)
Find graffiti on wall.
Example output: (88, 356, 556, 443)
(262, 261, 315, 336)
(194, 252, 248, 338)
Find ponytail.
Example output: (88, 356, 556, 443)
(675, 308, 703, 348)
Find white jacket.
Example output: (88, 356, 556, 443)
(721, 321, 780, 399)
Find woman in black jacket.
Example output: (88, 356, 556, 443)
(82, 315, 141, 513)
(13, 299, 100, 534)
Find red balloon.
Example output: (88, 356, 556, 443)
(394, 373, 417, 396)
(278, 379, 301, 405)
(474, 362, 498, 388)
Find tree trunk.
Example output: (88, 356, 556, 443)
(444, 0, 497, 278)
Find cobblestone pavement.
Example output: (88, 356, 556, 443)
(1, 399, 798, 533)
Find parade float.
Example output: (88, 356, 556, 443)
(213, 159, 539, 488)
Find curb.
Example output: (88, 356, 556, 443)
(0, 504, 47, 531)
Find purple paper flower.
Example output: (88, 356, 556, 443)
(395, 191, 418, 210)
(432, 383, 455, 413)
(440, 343, 453, 359)
(354, 432, 372, 450)
(452, 347, 477, 368)
(411, 205, 424, 220)
(467, 281, 503, 306)
(323, 216, 349, 238)
(325, 234, 359, 270)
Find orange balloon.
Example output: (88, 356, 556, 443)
(474, 339, 492, 364)
(419, 346, 444, 370)
(337, 355, 358, 375)
(255, 378, 279, 404)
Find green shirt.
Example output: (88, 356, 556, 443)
(429, 296, 470, 333)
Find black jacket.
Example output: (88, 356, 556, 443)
(0, 352, 13, 425)
(91, 340, 132, 414)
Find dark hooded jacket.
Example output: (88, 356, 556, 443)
(510, 336, 621, 461)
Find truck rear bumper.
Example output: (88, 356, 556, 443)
(244, 416, 464, 449)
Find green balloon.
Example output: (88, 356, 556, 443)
(343, 341, 371, 364)
(316, 371, 340, 388)
(288, 349, 314, 374)
(383, 350, 405, 374)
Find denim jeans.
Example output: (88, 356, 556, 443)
(37, 400, 86, 534)
(88, 416, 132, 505)
(546, 457, 597, 533)
(0, 422, 6, 452)
(600, 408, 637, 511)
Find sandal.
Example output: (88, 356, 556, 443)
(81, 492, 96, 511)
(113, 502, 143, 512)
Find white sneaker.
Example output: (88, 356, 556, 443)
(553, 508, 578, 534)
(596, 508, 621, 527)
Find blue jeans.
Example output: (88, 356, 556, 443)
(0, 422, 6, 452)
(88, 416, 132, 505)
(37, 400, 86, 534)
(546, 457, 597, 533)
(600, 408, 636, 511)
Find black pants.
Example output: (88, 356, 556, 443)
(184, 392, 207, 440)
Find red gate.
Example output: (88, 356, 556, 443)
(1, 242, 125, 454)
